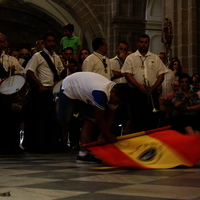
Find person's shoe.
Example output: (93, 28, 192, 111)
(76, 152, 102, 164)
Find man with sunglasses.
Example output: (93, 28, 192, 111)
(82, 38, 113, 80)
(25, 31, 64, 153)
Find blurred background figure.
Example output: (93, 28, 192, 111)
(10, 49, 21, 61)
(126, 49, 133, 56)
(169, 59, 182, 80)
(171, 73, 200, 135)
(158, 52, 175, 99)
(191, 73, 200, 92)
(78, 48, 91, 67)
(36, 38, 44, 52)
(19, 48, 31, 68)
(166, 80, 180, 100)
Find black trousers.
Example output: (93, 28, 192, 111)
(23, 88, 61, 152)
(129, 87, 160, 132)
(0, 94, 22, 153)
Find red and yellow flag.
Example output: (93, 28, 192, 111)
(86, 128, 200, 169)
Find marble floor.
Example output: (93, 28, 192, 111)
(0, 151, 200, 200)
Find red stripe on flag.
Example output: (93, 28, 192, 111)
(87, 130, 200, 169)
(149, 130, 200, 166)
(88, 143, 150, 169)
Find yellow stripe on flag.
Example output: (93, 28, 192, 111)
(114, 135, 192, 169)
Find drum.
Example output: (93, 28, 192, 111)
(0, 74, 30, 111)
(52, 79, 63, 99)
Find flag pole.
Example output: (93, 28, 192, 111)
(83, 125, 171, 148)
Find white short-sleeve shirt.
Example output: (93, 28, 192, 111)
(61, 72, 117, 110)
(25, 48, 64, 87)
(82, 52, 113, 80)
(121, 50, 168, 87)
(0, 52, 25, 75)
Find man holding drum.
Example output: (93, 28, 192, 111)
(0, 33, 25, 154)
(0, 33, 24, 80)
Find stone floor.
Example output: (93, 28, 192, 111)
(0, 151, 200, 200)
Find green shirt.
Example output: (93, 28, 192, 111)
(60, 36, 81, 56)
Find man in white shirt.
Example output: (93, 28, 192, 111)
(110, 41, 129, 83)
(58, 72, 130, 163)
(0, 33, 24, 80)
(24, 31, 64, 153)
(121, 34, 168, 132)
(0, 33, 25, 154)
(82, 38, 113, 80)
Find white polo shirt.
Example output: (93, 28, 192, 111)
(82, 52, 113, 80)
(121, 50, 168, 87)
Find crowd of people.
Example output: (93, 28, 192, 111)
(0, 23, 200, 163)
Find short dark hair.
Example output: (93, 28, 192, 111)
(68, 58, 78, 65)
(118, 41, 129, 47)
(92, 38, 105, 51)
(137, 34, 150, 42)
(42, 31, 56, 40)
(178, 73, 192, 84)
(158, 52, 166, 55)
(10, 48, 20, 53)
(113, 83, 131, 104)
(64, 47, 74, 52)
(63, 23, 74, 32)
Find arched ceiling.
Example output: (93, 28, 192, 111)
(0, 0, 83, 50)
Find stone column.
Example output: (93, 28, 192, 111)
(163, 0, 200, 75)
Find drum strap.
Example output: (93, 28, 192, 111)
(40, 51, 60, 82)
(0, 61, 7, 79)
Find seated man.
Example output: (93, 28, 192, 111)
(166, 80, 180, 100)
(57, 72, 130, 163)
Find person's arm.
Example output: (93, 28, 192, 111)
(94, 106, 118, 143)
(187, 104, 200, 110)
(26, 70, 47, 92)
(112, 70, 123, 79)
(174, 94, 191, 109)
(151, 74, 164, 92)
(125, 72, 147, 94)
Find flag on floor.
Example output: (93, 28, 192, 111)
(86, 129, 200, 169)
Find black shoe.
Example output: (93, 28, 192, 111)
(76, 152, 102, 164)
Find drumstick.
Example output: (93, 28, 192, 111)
(8, 60, 13, 86)
(66, 60, 70, 76)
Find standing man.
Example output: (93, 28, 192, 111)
(0, 33, 25, 153)
(110, 41, 129, 83)
(25, 31, 64, 153)
(121, 34, 168, 132)
(82, 38, 113, 80)
(0, 33, 24, 79)
(110, 41, 130, 135)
